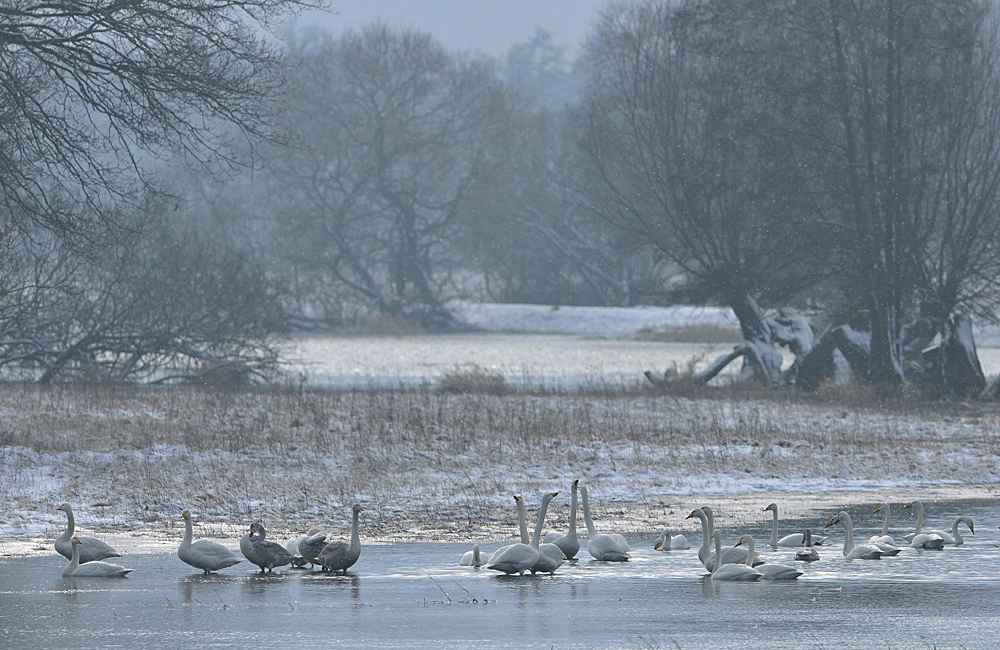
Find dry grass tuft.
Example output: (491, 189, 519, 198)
(437, 364, 507, 395)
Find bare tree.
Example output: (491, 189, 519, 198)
(272, 25, 508, 330)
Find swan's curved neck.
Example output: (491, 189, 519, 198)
(711, 532, 722, 576)
(951, 517, 968, 544)
(743, 535, 756, 566)
(63, 542, 79, 577)
(840, 513, 855, 554)
(580, 488, 598, 537)
(803, 529, 812, 547)
(350, 510, 360, 551)
(695, 511, 710, 558)
(914, 503, 924, 534)
(769, 508, 779, 548)
(57, 508, 75, 543)
(517, 499, 529, 544)
(704, 508, 714, 536)
(473, 545, 481, 564)
(567, 484, 578, 534)
(181, 517, 193, 549)
(531, 498, 552, 549)
(881, 505, 890, 537)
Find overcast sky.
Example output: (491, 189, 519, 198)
(296, 0, 608, 58)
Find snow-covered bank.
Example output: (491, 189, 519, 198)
(3, 385, 999, 549)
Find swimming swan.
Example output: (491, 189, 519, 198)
(710, 531, 760, 581)
(946, 517, 974, 545)
(488, 495, 530, 565)
(63, 537, 132, 578)
(794, 529, 820, 562)
(825, 512, 882, 559)
(317, 504, 363, 574)
(241, 522, 295, 573)
(654, 528, 690, 551)
(460, 544, 487, 567)
(581, 486, 629, 562)
(869, 503, 898, 546)
(178, 510, 242, 574)
(737, 535, 802, 579)
(903, 501, 966, 546)
(902, 502, 946, 549)
(488, 492, 558, 575)
(543, 480, 581, 560)
(55, 503, 121, 564)
(687, 508, 761, 570)
(765, 503, 826, 547)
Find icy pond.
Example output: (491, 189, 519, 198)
(280, 332, 1000, 390)
(4, 500, 999, 650)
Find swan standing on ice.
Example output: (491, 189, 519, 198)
(488, 495, 530, 565)
(460, 544, 487, 567)
(178, 510, 242, 574)
(795, 529, 820, 562)
(54, 503, 121, 563)
(580, 486, 629, 561)
(63, 537, 132, 578)
(543, 480, 581, 560)
(296, 528, 328, 568)
(687, 508, 761, 570)
(488, 492, 559, 575)
(765, 503, 826, 548)
(825, 512, 883, 559)
(241, 522, 295, 574)
(317, 504, 363, 574)
(737, 535, 802, 579)
(709, 531, 760, 581)
(654, 528, 690, 551)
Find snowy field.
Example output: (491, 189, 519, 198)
(2, 384, 999, 551)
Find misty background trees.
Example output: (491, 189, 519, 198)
(4, 0, 1000, 396)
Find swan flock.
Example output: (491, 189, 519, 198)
(46, 495, 977, 583)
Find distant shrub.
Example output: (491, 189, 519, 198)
(437, 364, 507, 394)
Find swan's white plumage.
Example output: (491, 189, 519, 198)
(826, 511, 882, 560)
(54, 503, 121, 564)
(63, 537, 131, 578)
(738, 535, 801, 580)
(711, 532, 760, 581)
(765, 503, 826, 548)
(544, 480, 581, 560)
(580, 486, 629, 562)
(178, 510, 241, 573)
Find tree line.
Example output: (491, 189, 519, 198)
(3, 0, 1000, 397)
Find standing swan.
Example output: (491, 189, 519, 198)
(460, 544, 487, 567)
(178, 510, 242, 574)
(240, 522, 294, 574)
(825, 512, 883, 559)
(737, 535, 802, 579)
(488, 496, 529, 565)
(317, 504, 363, 574)
(654, 528, 690, 551)
(710, 531, 760, 581)
(54, 503, 120, 563)
(765, 503, 826, 547)
(687, 508, 761, 570)
(795, 529, 820, 562)
(543, 480, 581, 560)
(63, 537, 132, 578)
(580, 486, 629, 562)
(488, 492, 557, 575)
(902, 502, 946, 549)
(296, 528, 328, 568)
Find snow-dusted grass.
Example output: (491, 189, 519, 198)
(2, 383, 999, 548)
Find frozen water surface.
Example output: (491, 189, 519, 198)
(3, 501, 999, 649)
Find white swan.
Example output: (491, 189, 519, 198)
(488, 492, 558, 575)
(178, 510, 242, 574)
(54, 503, 121, 563)
(531, 493, 566, 574)
(794, 529, 820, 562)
(543, 480, 581, 559)
(825, 512, 883, 559)
(737, 535, 802, 579)
(296, 527, 328, 568)
(654, 528, 690, 551)
(765, 503, 826, 547)
(317, 504, 363, 573)
(488, 495, 530, 565)
(869, 503, 898, 546)
(946, 517, 974, 545)
(241, 522, 295, 573)
(686, 508, 761, 570)
(710, 531, 760, 581)
(903, 501, 964, 546)
(460, 544, 487, 567)
(63, 537, 132, 578)
(581, 486, 629, 562)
